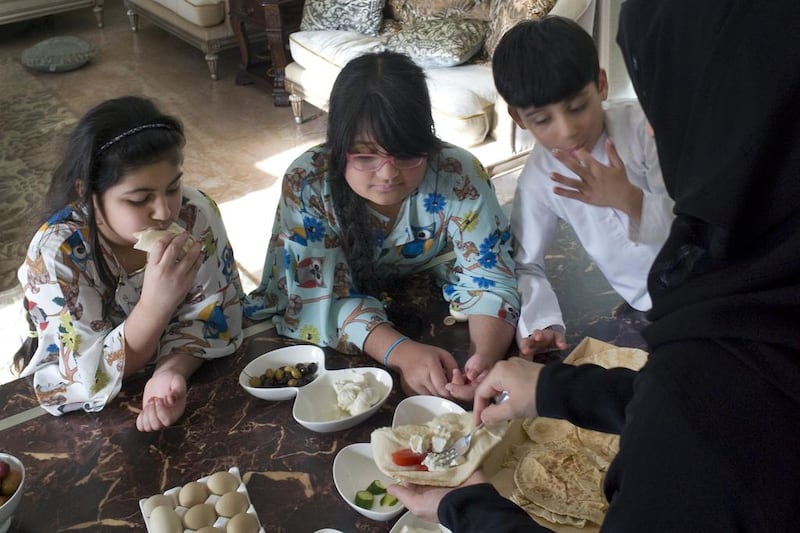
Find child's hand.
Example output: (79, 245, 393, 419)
(519, 326, 567, 358)
(551, 139, 643, 220)
(391, 340, 459, 398)
(446, 353, 492, 401)
(140, 232, 203, 317)
(136, 369, 188, 432)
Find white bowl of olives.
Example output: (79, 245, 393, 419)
(0, 453, 25, 533)
(239, 345, 326, 401)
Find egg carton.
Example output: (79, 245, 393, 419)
(139, 466, 265, 533)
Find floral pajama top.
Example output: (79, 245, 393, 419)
(245, 143, 520, 353)
(18, 186, 244, 415)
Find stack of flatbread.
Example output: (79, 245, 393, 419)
(491, 339, 648, 531)
(371, 412, 508, 487)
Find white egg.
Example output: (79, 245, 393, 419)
(142, 494, 174, 517)
(149, 505, 182, 533)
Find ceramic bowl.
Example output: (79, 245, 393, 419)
(239, 345, 326, 401)
(293, 367, 393, 433)
(0, 453, 26, 533)
(391, 395, 466, 429)
(389, 510, 452, 533)
(332, 443, 405, 521)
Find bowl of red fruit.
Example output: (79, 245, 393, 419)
(0, 453, 25, 533)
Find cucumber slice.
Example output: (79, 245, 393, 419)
(355, 490, 374, 509)
(366, 479, 387, 495)
(380, 492, 399, 507)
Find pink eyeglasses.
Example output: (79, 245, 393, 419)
(346, 152, 427, 172)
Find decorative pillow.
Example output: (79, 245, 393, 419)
(21, 36, 96, 73)
(484, 0, 555, 58)
(385, 18, 488, 68)
(386, 0, 490, 25)
(300, 0, 386, 36)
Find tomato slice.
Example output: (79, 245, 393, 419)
(391, 448, 428, 467)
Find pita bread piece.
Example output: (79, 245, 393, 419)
(133, 222, 191, 254)
(371, 412, 508, 487)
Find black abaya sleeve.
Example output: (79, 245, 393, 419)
(438, 483, 549, 532)
(536, 361, 636, 434)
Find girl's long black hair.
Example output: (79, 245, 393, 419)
(326, 51, 443, 296)
(14, 96, 185, 374)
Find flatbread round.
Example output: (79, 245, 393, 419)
(133, 222, 189, 253)
(567, 346, 648, 371)
(513, 438, 609, 526)
(371, 412, 508, 487)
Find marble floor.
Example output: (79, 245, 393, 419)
(0, 0, 636, 384)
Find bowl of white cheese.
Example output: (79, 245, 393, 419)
(293, 367, 393, 433)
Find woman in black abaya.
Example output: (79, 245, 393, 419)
(388, 0, 800, 530)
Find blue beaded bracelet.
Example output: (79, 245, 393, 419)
(383, 335, 410, 366)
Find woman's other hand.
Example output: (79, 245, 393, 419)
(473, 358, 543, 425)
(387, 470, 489, 523)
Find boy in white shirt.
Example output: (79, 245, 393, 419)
(492, 16, 674, 356)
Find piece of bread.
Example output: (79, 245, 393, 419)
(133, 222, 189, 253)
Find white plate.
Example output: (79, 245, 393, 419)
(239, 345, 326, 401)
(391, 395, 466, 428)
(332, 443, 405, 521)
(293, 367, 393, 433)
(138, 467, 264, 533)
(389, 510, 452, 533)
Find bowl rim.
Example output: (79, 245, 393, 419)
(391, 395, 466, 428)
(332, 443, 405, 521)
(292, 367, 393, 432)
(239, 344, 327, 400)
(0, 452, 26, 514)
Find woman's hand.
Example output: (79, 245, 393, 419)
(387, 470, 489, 523)
(391, 340, 459, 398)
(139, 232, 203, 319)
(473, 357, 543, 425)
(136, 368, 188, 432)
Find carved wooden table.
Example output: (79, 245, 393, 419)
(230, 0, 305, 106)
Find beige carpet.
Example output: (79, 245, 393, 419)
(0, 58, 79, 293)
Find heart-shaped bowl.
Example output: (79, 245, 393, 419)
(391, 395, 466, 429)
(293, 367, 392, 433)
(333, 443, 405, 521)
(239, 345, 326, 401)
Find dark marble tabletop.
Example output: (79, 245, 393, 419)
(0, 224, 650, 532)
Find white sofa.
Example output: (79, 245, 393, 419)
(123, 0, 237, 80)
(0, 0, 103, 27)
(284, 0, 596, 171)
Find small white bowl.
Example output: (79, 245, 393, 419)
(391, 395, 466, 429)
(332, 443, 405, 521)
(293, 367, 392, 433)
(389, 510, 452, 533)
(240, 345, 326, 401)
(0, 453, 26, 533)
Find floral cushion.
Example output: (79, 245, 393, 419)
(385, 18, 488, 68)
(484, 0, 555, 58)
(385, 0, 490, 24)
(300, 0, 386, 36)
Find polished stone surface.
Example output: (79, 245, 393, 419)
(0, 261, 647, 531)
